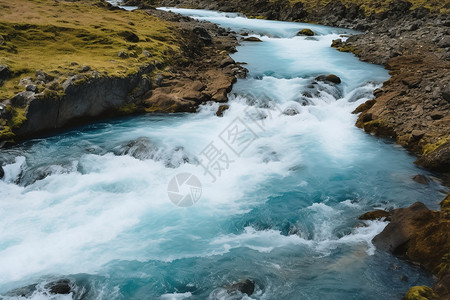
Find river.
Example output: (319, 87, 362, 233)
(0, 8, 446, 300)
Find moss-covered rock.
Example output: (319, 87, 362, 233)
(404, 286, 439, 300)
(297, 28, 314, 36)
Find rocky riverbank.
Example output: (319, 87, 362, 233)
(361, 194, 450, 299)
(0, 0, 244, 145)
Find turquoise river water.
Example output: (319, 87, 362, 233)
(0, 8, 447, 300)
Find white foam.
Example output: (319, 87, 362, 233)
(161, 292, 192, 300)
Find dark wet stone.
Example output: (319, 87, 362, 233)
(227, 279, 255, 296)
(46, 279, 72, 294)
(412, 174, 429, 185)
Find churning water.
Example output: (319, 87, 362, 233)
(0, 8, 446, 300)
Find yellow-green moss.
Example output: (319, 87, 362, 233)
(5, 106, 27, 129)
(422, 138, 448, 156)
(404, 286, 439, 300)
(248, 15, 266, 19)
(118, 103, 140, 115)
(0, 125, 15, 140)
(0, 0, 181, 100)
(337, 45, 359, 54)
(436, 253, 450, 278)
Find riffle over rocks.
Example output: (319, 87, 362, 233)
(150, 0, 450, 181)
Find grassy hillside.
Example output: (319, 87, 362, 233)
(0, 0, 180, 101)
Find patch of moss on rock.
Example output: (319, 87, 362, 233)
(297, 28, 314, 36)
(362, 119, 397, 138)
(404, 286, 439, 300)
(422, 138, 448, 156)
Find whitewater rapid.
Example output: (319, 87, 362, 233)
(0, 8, 446, 300)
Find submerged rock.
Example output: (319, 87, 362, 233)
(283, 107, 299, 116)
(226, 279, 255, 296)
(46, 279, 72, 294)
(116, 137, 159, 160)
(4, 284, 38, 298)
(412, 174, 429, 185)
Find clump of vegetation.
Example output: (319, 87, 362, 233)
(404, 286, 439, 300)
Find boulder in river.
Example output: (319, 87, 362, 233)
(243, 37, 262, 42)
(315, 74, 341, 84)
(283, 107, 299, 116)
(226, 279, 255, 296)
(412, 174, 429, 185)
(297, 28, 314, 36)
(4, 284, 37, 298)
(45, 279, 72, 294)
(116, 137, 159, 160)
(0, 165, 4, 179)
(372, 202, 435, 254)
(216, 104, 229, 117)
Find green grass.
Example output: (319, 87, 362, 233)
(0, 0, 181, 101)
